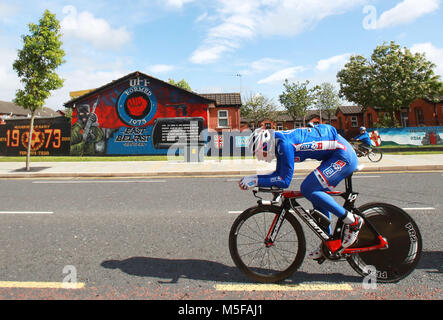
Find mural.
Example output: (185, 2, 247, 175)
(0, 117, 71, 156)
(69, 74, 209, 156)
(370, 127, 443, 147)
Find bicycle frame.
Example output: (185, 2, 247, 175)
(256, 174, 389, 257)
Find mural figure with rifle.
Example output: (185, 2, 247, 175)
(71, 96, 105, 155)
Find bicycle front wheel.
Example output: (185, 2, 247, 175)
(368, 148, 383, 162)
(229, 205, 306, 283)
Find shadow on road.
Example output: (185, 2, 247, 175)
(417, 251, 443, 274)
(101, 256, 362, 284)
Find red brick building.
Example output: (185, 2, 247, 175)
(336, 106, 365, 138)
(240, 110, 338, 131)
(336, 97, 443, 138)
(200, 93, 242, 132)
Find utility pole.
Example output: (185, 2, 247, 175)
(236, 73, 242, 94)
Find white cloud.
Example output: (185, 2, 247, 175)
(0, 47, 21, 102)
(146, 64, 175, 74)
(257, 66, 305, 84)
(190, 0, 366, 64)
(45, 69, 129, 110)
(0, 2, 18, 22)
(316, 53, 351, 72)
(61, 5, 131, 50)
(190, 44, 233, 64)
(376, 0, 440, 29)
(410, 42, 443, 76)
(240, 58, 289, 75)
(165, 0, 195, 9)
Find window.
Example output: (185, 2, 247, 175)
(367, 113, 373, 128)
(218, 110, 229, 127)
(277, 123, 283, 131)
(415, 108, 424, 126)
(265, 123, 271, 129)
(351, 116, 358, 127)
(294, 121, 303, 128)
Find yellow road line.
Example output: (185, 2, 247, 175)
(0, 281, 85, 289)
(215, 283, 353, 291)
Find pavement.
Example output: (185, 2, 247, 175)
(0, 154, 442, 178)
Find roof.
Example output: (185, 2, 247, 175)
(64, 71, 216, 107)
(337, 105, 364, 115)
(0, 100, 29, 116)
(424, 96, 443, 103)
(0, 100, 62, 117)
(70, 89, 96, 99)
(199, 93, 242, 106)
(241, 109, 338, 123)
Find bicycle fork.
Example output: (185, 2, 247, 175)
(264, 207, 287, 247)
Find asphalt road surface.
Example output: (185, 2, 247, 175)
(0, 171, 441, 301)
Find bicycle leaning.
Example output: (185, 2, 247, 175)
(350, 140, 383, 163)
(229, 169, 422, 283)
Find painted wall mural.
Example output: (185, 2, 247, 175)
(0, 117, 71, 156)
(369, 127, 443, 147)
(69, 74, 209, 156)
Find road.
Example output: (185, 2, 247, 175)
(0, 171, 442, 300)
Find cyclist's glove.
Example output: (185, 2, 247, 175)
(239, 175, 258, 190)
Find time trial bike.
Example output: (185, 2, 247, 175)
(229, 169, 422, 283)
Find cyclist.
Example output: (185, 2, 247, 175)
(352, 127, 372, 154)
(239, 124, 363, 260)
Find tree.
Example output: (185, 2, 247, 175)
(13, 9, 65, 171)
(168, 78, 192, 92)
(279, 80, 318, 126)
(241, 93, 277, 128)
(426, 81, 443, 126)
(337, 41, 441, 127)
(315, 82, 340, 124)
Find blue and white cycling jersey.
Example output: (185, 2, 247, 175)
(257, 124, 358, 220)
(353, 132, 372, 146)
(257, 124, 357, 190)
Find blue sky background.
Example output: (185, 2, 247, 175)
(1, 0, 442, 110)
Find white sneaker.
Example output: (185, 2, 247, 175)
(342, 215, 364, 248)
(308, 244, 323, 260)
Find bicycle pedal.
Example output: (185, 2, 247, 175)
(315, 257, 326, 265)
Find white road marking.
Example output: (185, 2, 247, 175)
(352, 175, 381, 178)
(227, 176, 380, 182)
(0, 211, 54, 215)
(228, 211, 243, 214)
(402, 207, 435, 211)
(32, 180, 166, 184)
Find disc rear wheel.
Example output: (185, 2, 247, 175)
(347, 203, 422, 283)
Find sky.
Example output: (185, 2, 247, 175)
(0, 0, 442, 111)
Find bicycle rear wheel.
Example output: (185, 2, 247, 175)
(229, 205, 306, 283)
(368, 148, 383, 162)
(347, 203, 422, 283)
